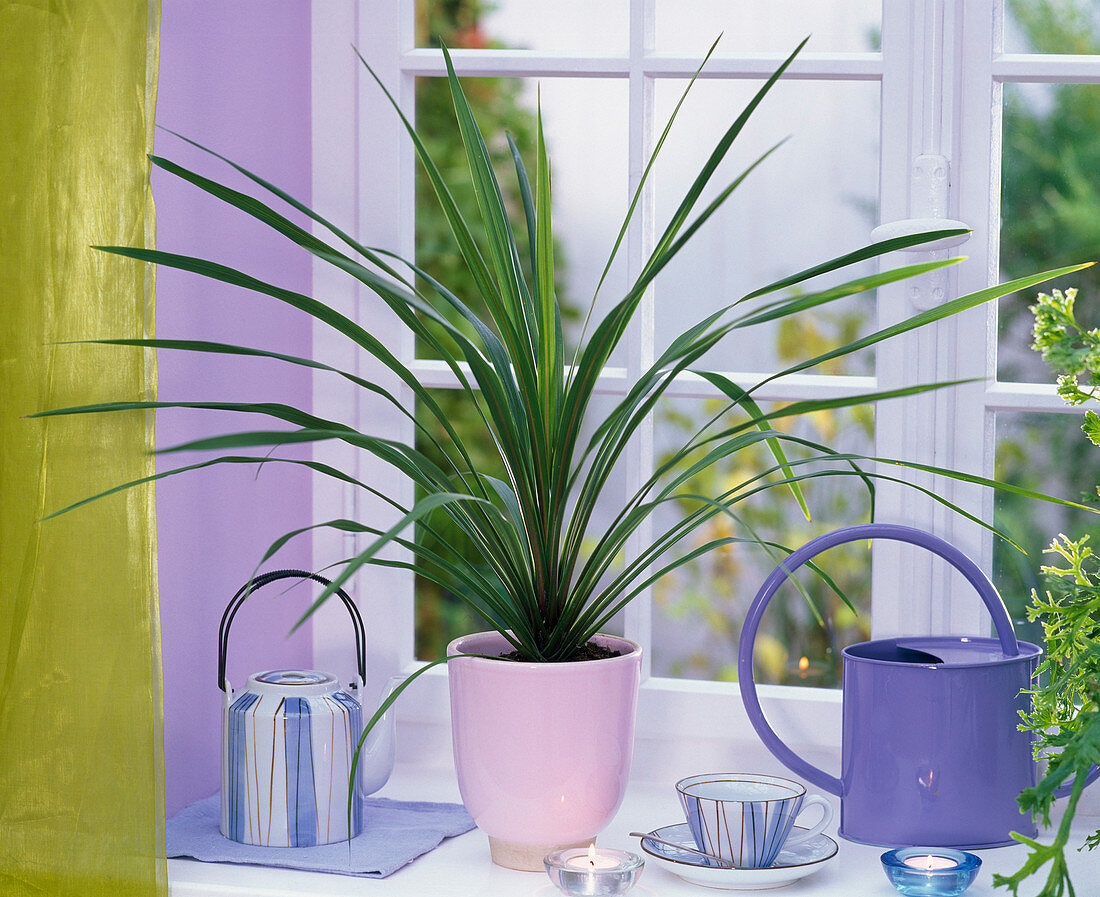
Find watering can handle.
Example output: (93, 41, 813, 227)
(737, 523, 1019, 797)
(217, 569, 365, 692)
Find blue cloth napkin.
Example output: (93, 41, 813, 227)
(167, 793, 476, 878)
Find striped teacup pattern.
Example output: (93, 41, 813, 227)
(677, 773, 827, 868)
(221, 688, 362, 847)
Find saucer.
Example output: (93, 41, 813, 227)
(639, 823, 838, 890)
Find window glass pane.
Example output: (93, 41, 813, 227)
(650, 397, 875, 684)
(655, 0, 881, 54)
(416, 0, 629, 52)
(652, 78, 880, 374)
(414, 75, 629, 363)
(1004, 0, 1100, 55)
(998, 80, 1100, 382)
(993, 411, 1100, 644)
(532, 78, 631, 364)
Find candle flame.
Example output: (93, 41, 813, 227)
(588, 843, 597, 867)
(926, 855, 934, 871)
(798, 656, 810, 672)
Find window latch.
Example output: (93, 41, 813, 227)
(870, 155, 971, 309)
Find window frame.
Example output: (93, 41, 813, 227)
(308, 0, 1100, 749)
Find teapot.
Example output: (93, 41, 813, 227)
(217, 569, 397, 847)
(738, 524, 1098, 848)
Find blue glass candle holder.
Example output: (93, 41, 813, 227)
(881, 847, 981, 897)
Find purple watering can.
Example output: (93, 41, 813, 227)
(738, 523, 1099, 849)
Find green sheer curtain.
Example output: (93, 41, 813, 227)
(0, 3, 165, 896)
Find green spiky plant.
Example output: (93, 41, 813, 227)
(36, 41, 1093, 760)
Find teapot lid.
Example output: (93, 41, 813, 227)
(246, 669, 340, 697)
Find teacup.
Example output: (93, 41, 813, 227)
(676, 773, 833, 868)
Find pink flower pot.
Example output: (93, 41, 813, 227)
(447, 631, 643, 870)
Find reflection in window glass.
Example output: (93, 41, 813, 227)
(516, 77, 630, 362)
(652, 77, 880, 374)
(416, 0, 629, 52)
(414, 75, 628, 362)
(651, 397, 875, 685)
(655, 0, 880, 54)
(994, 411, 1100, 644)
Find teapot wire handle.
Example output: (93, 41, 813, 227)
(217, 569, 365, 692)
(737, 523, 1019, 797)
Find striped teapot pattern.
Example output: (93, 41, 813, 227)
(217, 570, 394, 847)
(222, 669, 363, 846)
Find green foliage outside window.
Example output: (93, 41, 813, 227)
(1001, 0, 1100, 308)
(654, 309, 874, 686)
(994, 0, 1100, 625)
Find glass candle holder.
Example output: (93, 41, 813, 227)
(880, 847, 981, 897)
(544, 847, 644, 897)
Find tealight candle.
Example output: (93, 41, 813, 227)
(881, 847, 981, 897)
(566, 846, 620, 871)
(544, 845, 644, 897)
(903, 854, 960, 871)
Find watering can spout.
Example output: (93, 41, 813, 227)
(356, 675, 402, 798)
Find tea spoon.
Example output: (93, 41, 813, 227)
(629, 832, 736, 869)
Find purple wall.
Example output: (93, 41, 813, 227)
(156, 2, 314, 815)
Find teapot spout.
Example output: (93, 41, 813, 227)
(356, 675, 401, 798)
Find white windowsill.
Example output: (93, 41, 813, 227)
(168, 718, 1100, 897)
